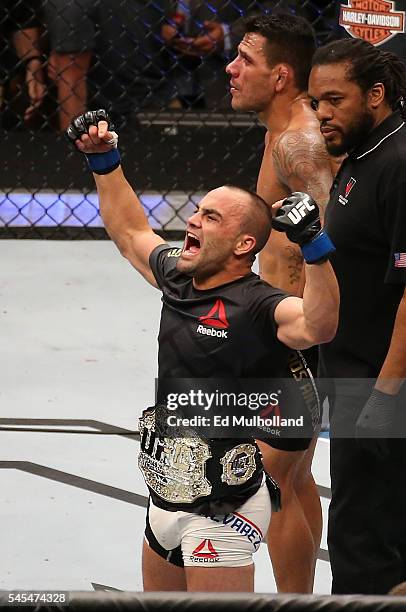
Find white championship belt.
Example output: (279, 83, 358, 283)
(138, 408, 212, 504)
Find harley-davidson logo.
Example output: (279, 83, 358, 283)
(339, 0, 405, 45)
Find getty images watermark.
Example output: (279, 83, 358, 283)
(166, 388, 280, 410)
(155, 378, 320, 439)
(165, 389, 304, 431)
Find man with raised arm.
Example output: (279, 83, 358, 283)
(66, 109, 339, 592)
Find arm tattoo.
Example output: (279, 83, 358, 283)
(272, 130, 332, 212)
(286, 246, 303, 287)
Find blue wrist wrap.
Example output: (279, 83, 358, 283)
(301, 230, 335, 264)
(85, 149, 120, 174)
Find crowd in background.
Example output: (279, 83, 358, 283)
(2, 0, 406, 131)
(0, 0, 336, 130)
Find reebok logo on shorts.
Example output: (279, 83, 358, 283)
(190, 539, 220, 563)
(197, 300, 229, 338)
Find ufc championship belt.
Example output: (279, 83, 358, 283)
(138, 407, 213, 504)
(138, 406, 261, 508)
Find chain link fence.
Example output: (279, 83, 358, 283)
(0, 0, 337, 239)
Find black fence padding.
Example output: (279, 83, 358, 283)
(2, 592, 406, 612)
(1, 115, 264, 192)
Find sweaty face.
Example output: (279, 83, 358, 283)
(226, 33, 275, 113)
(308, 63, 375, 156)
(176, 188, 245, 280)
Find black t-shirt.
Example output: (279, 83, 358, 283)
(320, 112, 406, 378)
(149, 244, 291, 380)
(334, 1, 406, 60)
(144, 244, 295, 513)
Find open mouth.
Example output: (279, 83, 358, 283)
(183, 232, 201, 257)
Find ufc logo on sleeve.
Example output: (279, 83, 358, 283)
(287, 195, 316, 224)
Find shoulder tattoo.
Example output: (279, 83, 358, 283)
(272, 130, 332, 210)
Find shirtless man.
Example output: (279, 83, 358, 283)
(226, 14, 336, 593)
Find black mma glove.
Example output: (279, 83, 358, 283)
(65, 109, 120, 175)
(272, 192, 335, 264)
(355, 388, 397, 458)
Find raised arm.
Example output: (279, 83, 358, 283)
(272, 193, 339, 349)
(66, 111, 165, 287)
(275, 264, 339, 349)
(258, 127, 333, 294)
(272, 128, 332, 215)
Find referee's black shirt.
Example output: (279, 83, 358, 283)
(320, 111, 406, 379)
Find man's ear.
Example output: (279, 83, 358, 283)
(368, 82, 385, 109)
(274, 64, 290, 93)
(235, 234, 256, 256)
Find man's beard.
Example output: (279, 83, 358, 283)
(231, 89, 269, 114)
(176, 247, 228, 281)
(325, 110, 375, 156)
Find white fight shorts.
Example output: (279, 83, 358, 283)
(144, 476, 271, 567)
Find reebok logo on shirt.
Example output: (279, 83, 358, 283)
(339, 177, 356, 206)
(196, 325, 228, 338)
(197, 299, 229, 338)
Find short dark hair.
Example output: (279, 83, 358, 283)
(242, 14, 316, 91)
(225, 185, 272, 258)
(312, 38, 406, 115)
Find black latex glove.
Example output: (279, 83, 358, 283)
(356, 388, 397, 458)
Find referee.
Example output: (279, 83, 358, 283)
(309, 38, 406, 595)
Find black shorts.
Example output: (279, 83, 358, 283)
(259, 346, 322, 452)
(44, 0, 97, 53)
(260, 436, 314, 451)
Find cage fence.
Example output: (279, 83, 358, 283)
(0, 0, 337, 239)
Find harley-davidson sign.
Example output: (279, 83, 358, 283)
(339, 0, 405, 45)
